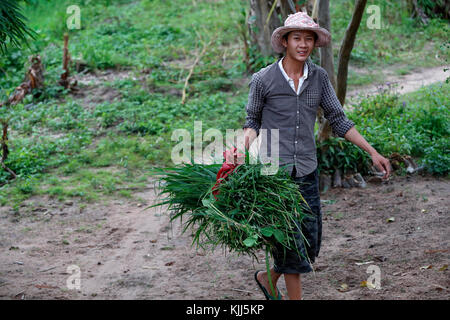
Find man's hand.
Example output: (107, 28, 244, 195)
(344, 127, 392, 180)
(243, 128, 257, 151)
(224, 147, 245, 165)
(371, 152, 392, 180)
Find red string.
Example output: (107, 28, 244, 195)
(211, 147, 244, 200)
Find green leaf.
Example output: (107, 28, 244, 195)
(260, 227, 274, 237)
(273, 229, 285, 243)
(201, 198, 212, 207)
(243, 236, 257, 247)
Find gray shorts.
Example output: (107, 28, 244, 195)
(271, 166, 322, 274)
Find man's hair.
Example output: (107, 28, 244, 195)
(282, 31, 318, 43)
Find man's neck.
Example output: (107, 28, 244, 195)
(282, 55, 306, 79)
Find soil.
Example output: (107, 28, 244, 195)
(346, 64, 449, 107)
(0, 65, 448, 300)
(0, 173, 448, 300)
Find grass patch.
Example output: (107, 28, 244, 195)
(0, 0, 448, 209)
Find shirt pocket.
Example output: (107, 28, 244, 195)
(305, 89, 321, 109)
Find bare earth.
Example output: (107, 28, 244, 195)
(345, 64, 449, 107)
(0, 65, 448, 300)
(0, 172, 448, 300)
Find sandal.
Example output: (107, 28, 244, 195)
(254, 270, 282, 300)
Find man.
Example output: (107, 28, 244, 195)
(242, 12, 391, 300)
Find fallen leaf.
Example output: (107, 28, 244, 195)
(165, 261, 175, 266)
(420, 265, 432, 270)
(374, 256, 387, 262)
(425, 249, 449, 254)
(439, 265, 448, 271)
(360, 281, 376, 289)
(35, 284, 58, 289)
(160, 246, 175, 251)
(315, 265, 328, 272)
(338, 283, 349, 292)
(366, 281, 376, 289)
(355, 261, 374, 266)
(386, 217, 395, 223)
(142, 265, 158, 270)
(150, 239, 157, 243)
(421, 209, 427, 213)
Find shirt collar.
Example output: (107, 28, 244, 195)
(278, 57, 309, 82)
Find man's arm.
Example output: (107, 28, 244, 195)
(242, 73, 264, 150)
(320, 70, 391, 179)
(344, 127, 391, 179)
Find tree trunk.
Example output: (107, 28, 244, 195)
(317, 0, 367, 142)
(248, 0, 284, 57)
(279, 0, 294, 18)
(247, 0, 320, 57)
(316, 0, 335, 143)
(336, 0, 368, 106)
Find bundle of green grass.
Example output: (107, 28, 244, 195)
(148, 154, 311, 262)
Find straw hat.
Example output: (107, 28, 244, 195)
(271, 12, 331, 53)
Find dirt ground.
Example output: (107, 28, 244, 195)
(0, 64, 448, 300)
(0, 171, 448, 300)
(345, 64, 449, 107)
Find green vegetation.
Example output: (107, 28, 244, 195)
(318, 81, 449, 176)
(331, 0, 449, 69)
(0, 0, 448, 209)
(149, 157, 309, 259)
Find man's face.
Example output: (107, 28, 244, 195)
(282, 30, 316, 63)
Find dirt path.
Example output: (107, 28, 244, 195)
(0, 64, 448, 300)
(345, 64, 448, 107)
(1, 173, 448, 300)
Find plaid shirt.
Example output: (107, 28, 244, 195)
(243, 57, 355, 177)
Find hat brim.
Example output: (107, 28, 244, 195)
(271, 26, 331, 53)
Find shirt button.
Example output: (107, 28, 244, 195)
(295, 141, 298, 144)
(296, 126, 299, 129)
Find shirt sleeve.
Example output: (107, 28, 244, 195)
(242, 73, 265, 136)
(320, 70, 355, 138)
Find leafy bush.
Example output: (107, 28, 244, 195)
(420, 138, 449, 175)
(0, 141, 48, 184)
(317, 137, 371, 176)
(346, 82, 449, 176)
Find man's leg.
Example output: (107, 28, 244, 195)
(284, 273, 302, 300)
(280, 166, 321, 300)
(257, 167, 320, 300)
(257, 270, 302, 300)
